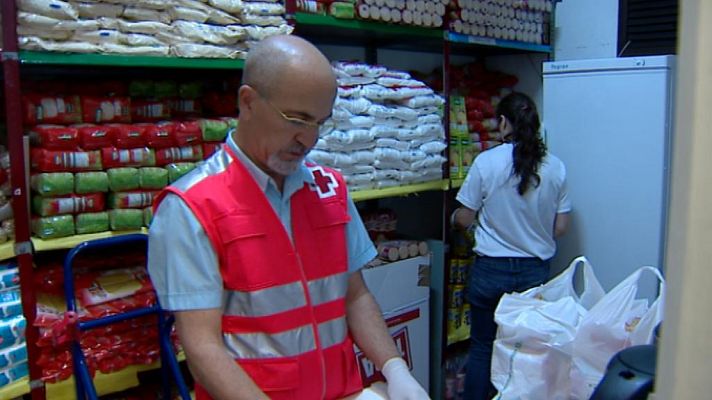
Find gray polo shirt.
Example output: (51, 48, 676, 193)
(148, 134, 377, 311)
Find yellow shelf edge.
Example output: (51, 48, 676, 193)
(0, 376, 30, 399)
(350, 179, 449, 202)
(32, 228, 148, 252)
(450, 178, 465, 189)
(46, 360, 162, 400)
(0, 241, 15, 262)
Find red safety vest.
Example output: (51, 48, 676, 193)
(155, 145, 363, 399)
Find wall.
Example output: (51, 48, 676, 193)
(653, 0, 712, 398)
(553, 0, 619, 60)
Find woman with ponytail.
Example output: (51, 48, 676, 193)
(452, 91, 572, 399)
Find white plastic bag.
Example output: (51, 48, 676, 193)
(491, 256, 605, 400)
(569, 266, 664, 400)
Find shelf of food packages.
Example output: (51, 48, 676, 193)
(292, 12, 445, 51)
(446, 32, 552, 54)
(19, 51, 245, 70)
(31, 229, 148, 253)
(0, 341, 186, 400)
(351, 179, 450, 202)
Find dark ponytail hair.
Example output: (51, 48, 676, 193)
(496, 92, 547, 195)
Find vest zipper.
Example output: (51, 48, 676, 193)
(294, 252, 327, 400)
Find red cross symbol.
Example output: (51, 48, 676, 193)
(309, 166, 338, 198)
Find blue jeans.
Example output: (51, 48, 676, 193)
(464, 256, 550, 400)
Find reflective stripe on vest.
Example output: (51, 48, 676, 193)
(224, 316, 348, 359)
(223, 272, 349, 317)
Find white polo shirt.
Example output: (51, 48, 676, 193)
(456, 143, 571, 260)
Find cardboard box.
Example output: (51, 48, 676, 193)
(356, 255, 431, 391)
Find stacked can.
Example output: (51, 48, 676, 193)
(449, 0, 553, 44)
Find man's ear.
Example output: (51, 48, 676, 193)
(238, 85, 257, 120)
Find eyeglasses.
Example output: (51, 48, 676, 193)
(259, 92, 335, 136)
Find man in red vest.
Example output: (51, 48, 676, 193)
(148, 35, 429, 400)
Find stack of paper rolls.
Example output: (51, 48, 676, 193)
(356, 0, 447, 27)
(449, 0, 553, 44)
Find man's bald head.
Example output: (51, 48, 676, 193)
(242, 35, 336, 100)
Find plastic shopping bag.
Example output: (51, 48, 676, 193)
(570, 266, 664, 400)
(491, 256, 605, 400)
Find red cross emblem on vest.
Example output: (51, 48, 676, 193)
(309, 165, 339, 199)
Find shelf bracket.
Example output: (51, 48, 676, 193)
(14, 241, 33, 256)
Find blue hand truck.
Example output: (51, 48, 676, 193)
(62, 233, 190, 400)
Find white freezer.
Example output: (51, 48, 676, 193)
(543, 56, 675, 298)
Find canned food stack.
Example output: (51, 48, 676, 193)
(449, 0, 553, 44)
(15, 0, 292, 58)
(309, 61, 447, 191)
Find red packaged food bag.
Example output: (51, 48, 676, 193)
(171, 98, 203, 118)
(154, 145, 203, 166)
(108, 190, 159, 209)
(144, 122, 177, 149)
(73, 124, 117, 150)
(22, 94, 82, 125)
(29, 125, 80, 150)
(109, 124, 148, 149)
(174, 121, 202, 146)
(101, 147, 156, 168)
(31, 148, 103, 172)
(202, 142, 222, 159)
(81, 96, 131, 124)
(130, 99, 172, 122)
(33, 193, 105, 217)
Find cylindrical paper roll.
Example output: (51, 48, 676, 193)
(418, 241, 429, 256)
(435, 3, 445, 16)
(375, 0, 385, 7)
(406, 0, 416, 10)
(422, 12, 433, 27)
(395, 0, 406, 9)
(433, 13, 443, 26)
(391, 8, 402, 22)
(415, 0, 425, 13)
(385, 0, 396, 8)
(402, 9, 413, 23)
(377, 244, 400, 262)
(424, 1, 434, 14)
(358, 3, 370, 18)
(413, 10, 423, 25)
(380, 6, 391, 21)
(462, 24, 471, 35)
(452, 18, 463, 33)
(369, 4, 380, 20)
(461, 8, 469, 23)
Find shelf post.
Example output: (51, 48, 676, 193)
(1, 1, 45, 399)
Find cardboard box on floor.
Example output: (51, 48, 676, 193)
(355, 255, 431, 392)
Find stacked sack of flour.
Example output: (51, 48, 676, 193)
(16, 0, 291, 58)
(309, 61, 447, 191)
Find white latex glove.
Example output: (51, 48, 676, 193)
(381, 357, 430, 400)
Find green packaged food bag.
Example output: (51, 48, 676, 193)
(179, 82, 203, 99)
(139, 167, 168, 190)
(144, 207, 154, 227)
(109, 209, 144, 231)
(75, 212, 109, 234)
(200, 119, 229, 142)
(167, 163, 196, 183)
(107, 168, 140, 192)
(31, 173, 74, 196)
(75, 172, 109, 194)
(155, 81, 178, 99)
(32, 215, 74, 239)
(129, 80, 155, 97)
(329, 1, 355, 19)
(221, 117, 238, 129)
